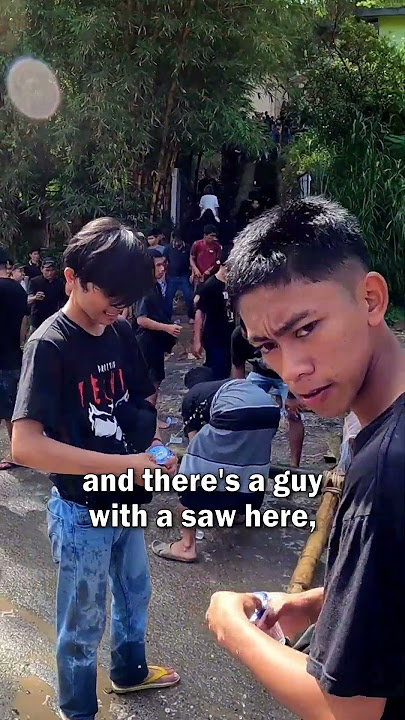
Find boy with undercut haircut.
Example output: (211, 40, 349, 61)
(207, 196, 404, 720)
(12, 218, 179, 720)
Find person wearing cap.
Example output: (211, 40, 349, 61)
(9, 263, 26, 288)
(0, 248, 28, 469)
(28, 258, 66, 330)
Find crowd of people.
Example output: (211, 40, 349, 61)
(0, 193, 403, 720)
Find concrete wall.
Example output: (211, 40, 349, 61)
(252, 86, 287, 118)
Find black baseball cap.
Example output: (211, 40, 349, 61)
(41, 257, 56, 268)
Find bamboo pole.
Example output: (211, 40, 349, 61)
(288, 469, 345, 594)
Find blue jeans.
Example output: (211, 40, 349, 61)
(47, 488, 151, 720)
(166, 275, 194, 319)
(247, 371, 289, 409)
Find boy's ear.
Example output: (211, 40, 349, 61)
(364, 272, 389, 327)
(64, 267, 75, 284)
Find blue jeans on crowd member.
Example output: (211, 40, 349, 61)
(47, 487, 151, 720)
(166, 275, 194, 319)
(246, 371, 289, 409)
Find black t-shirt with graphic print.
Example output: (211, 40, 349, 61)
(308, 393, 404, 718)
(12, 312, 156, 509)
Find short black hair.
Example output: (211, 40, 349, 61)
(227, 196, 370, 300)
(148, 227, 163, 238)
(147, 248, 164, 260)
(185, 366, 214, 389)
(64, 217, 154, 307)
(203, 224, 218, 236)
(29, 247, 41, 254)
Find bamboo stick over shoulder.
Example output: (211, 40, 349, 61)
(288, 469, 345, 594)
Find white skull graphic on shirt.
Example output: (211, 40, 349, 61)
(87, 390, 129, 440)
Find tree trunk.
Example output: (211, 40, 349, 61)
(150, 0, 196, 220)
(194, 152, 202, 195)
(233, 160, 256, 215)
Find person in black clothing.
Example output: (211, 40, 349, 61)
(12, 218, 179, 720)
(135, 249, 182, 413)
(0, 248, 28, 469)
(236, 196, 263, 232)
(28, 258, 66, 330)
(231, 324, 306, 467)
(193, 248, 235, 380)
(24, 247, 42, 281)
(163, 232, 194, 322)
(181, 366, 225, 439)
(207, 196, 404, 720)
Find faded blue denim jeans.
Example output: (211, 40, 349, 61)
(47, 487, 151, 720)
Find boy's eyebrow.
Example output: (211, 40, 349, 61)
(249, 310, 312, 343)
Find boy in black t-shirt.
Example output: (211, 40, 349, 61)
(0, 248, 28, 470)
(28, 258, 66, 330)
(136, 249, 182, 426)
(163, 232, 194, 322)
(24, 247, 42, 280)
(193, 248, 235, 380)
(12, 219, 179, 720)
(207, 197, 404, 720)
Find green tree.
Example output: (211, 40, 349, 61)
(283, 10, 405, 301)
(0, 0, 304, 250)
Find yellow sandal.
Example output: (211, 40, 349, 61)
(112, 665, 180, 693)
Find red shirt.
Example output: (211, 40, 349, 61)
(190, 239, 222, 276)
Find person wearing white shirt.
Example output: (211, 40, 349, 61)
(199, 185, 220, 222)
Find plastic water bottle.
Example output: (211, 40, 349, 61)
(146, 445, 175, 465)
(249, 591, 285, 644)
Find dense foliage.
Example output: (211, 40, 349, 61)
(0, 0, 303, 249)
(284, 11, 405, 302)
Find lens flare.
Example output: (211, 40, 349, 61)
(6, 57, 61, 120)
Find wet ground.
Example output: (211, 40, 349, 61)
(0, 313, 349, 720)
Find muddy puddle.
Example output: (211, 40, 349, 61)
(1, 596, 116, 719)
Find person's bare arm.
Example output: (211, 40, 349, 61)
(137, 315, 180, 337)
(190, 249, 202, 278)
(207, 592, 386, 720)
(20, 317, 28, 346)
(193, 309, 205, 357)
(12, 418, 161, 482)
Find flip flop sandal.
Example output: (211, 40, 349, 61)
(111, 665, 180, 693)
(151, 540, 198, 563)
